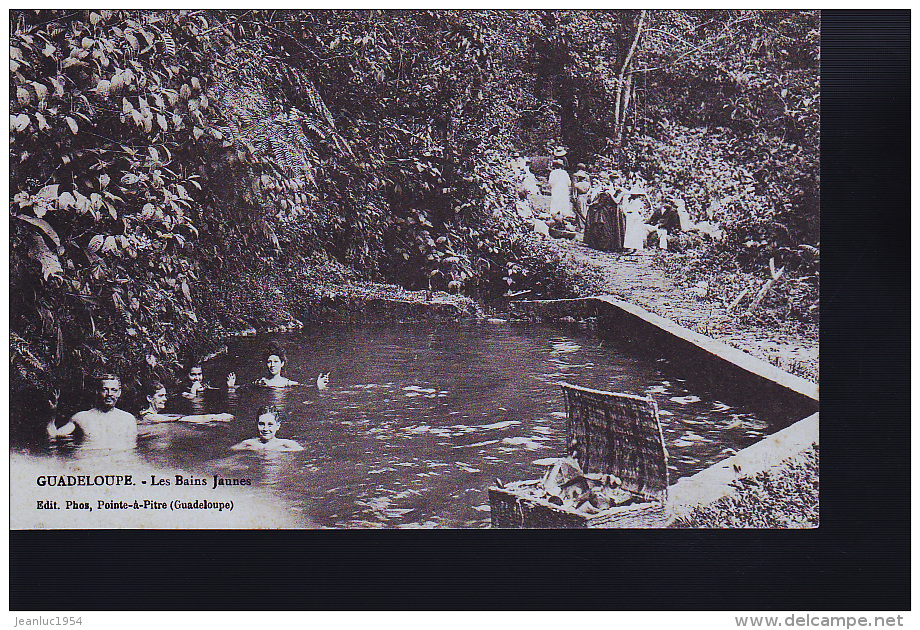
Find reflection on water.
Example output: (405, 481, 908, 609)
(23, 321, 789, 529)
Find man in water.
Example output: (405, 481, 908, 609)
(231, 405, 303, 452)
(47, 374, 138, 449)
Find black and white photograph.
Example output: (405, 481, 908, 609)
(9, 9, 822, 531)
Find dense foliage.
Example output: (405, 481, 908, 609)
(10, 9, 819, 401)
(519, 9, 819, 321)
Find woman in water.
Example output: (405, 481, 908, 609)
(139, 381, 233, 424)
(227, 342, 329, 390)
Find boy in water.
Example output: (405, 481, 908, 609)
(231, 405, 303, 452)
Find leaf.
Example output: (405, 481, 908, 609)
(28, 234, 63, 281)
(111, 71, 126, 93)
(65, 116, 79, 134)
(120, 173, 140, 186)
(95, 79, 111, 97)
(34, 111, 49, 131)
(102, 235, 117, 253)
(16, 86, 31, 106)
(31, 81, 49, 103)
(11, 113, 30, 132)
(162, 32, 177, 56)
(15, 214, 61, 247)
(50, 76, 65, 97)
(87, 234, 104, 252)
(58, 191, 76, 210)
(181, 280, 191, 301)
(99, 173, 110, 188)
(37, 184, 59, 200)
(192, 126, 203, 140)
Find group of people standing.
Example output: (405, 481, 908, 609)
(581, 171, 664, 253)
(512, 146, 696, 254)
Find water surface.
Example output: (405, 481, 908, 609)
(28, 321, 789, 528)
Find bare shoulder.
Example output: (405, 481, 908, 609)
(232, 438, 259, 451)
(278, 439, 304, 451)
(114, 408, 138, 422)
(70, 409, 94, 422)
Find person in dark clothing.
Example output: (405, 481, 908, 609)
(584, 173, 626, 252)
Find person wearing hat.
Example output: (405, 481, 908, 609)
(552, 146, 569, 170)
(519, 156, 541, 199)
(622, 184, 655, 251)
(548, 158, 574, 229)
(572, 163, 590, 230)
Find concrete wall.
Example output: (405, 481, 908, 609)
(511, 296, 818, 417)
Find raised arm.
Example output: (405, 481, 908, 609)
(139, 411, 180, 424)
(179, 413, 234, 424)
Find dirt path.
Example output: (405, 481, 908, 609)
(546, 238, 818, 383)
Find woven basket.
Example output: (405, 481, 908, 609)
(489, 383, 671, 528)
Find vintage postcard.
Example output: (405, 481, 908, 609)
(10, 9, 819, 530)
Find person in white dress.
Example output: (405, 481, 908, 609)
(548, 159, 574, 226)
(622, 185, 654, 251)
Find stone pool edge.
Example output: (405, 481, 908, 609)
(508, 295, 819, 525)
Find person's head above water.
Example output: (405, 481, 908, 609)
(145, 381, 167, 412)
(231, 404, 302, 451)
(188, 364, 204, 383)
(263, 343, 287, 377)
(97, 374, 122, 411)
(256, 405, 282, 443)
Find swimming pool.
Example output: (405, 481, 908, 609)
(23, 321, 792, 528)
